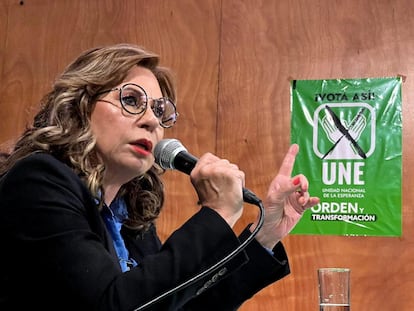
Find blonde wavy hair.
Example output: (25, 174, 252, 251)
(0, 43, 176, 231)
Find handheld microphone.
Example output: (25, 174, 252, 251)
(135, 139, 264, 310)
(154, 138, 261, 205)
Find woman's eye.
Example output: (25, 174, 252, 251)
(153, 101, 165, 117)
(122, 95, 138, 107)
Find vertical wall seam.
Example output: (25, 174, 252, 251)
(215, 0, 223, 154)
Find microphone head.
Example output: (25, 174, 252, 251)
(154, 139, 188, 170)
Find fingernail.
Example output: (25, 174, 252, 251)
(292, 177, 300, 186)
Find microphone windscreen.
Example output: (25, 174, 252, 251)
(154, 139, 188, 170)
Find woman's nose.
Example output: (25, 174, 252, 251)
(138, 103, 160, 129)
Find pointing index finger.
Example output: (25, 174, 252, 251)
(278, 144, 299, 177)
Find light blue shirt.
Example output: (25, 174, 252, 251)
(101, 197, 138, 272)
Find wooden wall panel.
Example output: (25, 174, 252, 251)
(0, 1, 7, 91)
(219, 0, 414, 310)
(1, 0, 413, 310)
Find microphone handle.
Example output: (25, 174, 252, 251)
(173, 152, 261, 204)
(173, 152, 198, 175)
(242, 188, 261, 205)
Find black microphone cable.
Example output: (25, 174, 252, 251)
(133, 190, 265, 311)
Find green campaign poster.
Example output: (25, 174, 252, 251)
(290, 77, 402, 237)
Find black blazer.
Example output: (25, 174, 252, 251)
(0, 153, 290, 311)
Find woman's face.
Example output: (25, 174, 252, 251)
(91, 65, 164, 185)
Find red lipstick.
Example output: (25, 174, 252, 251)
(130, 139, 153, 156)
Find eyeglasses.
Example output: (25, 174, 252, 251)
(95, 83, 178, 128)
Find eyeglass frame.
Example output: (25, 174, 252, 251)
(94, 83, 178, 128)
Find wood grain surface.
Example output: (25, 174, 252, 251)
(1, 0, 413, 310)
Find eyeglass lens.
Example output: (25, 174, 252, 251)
(120, 84, 177, 128)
